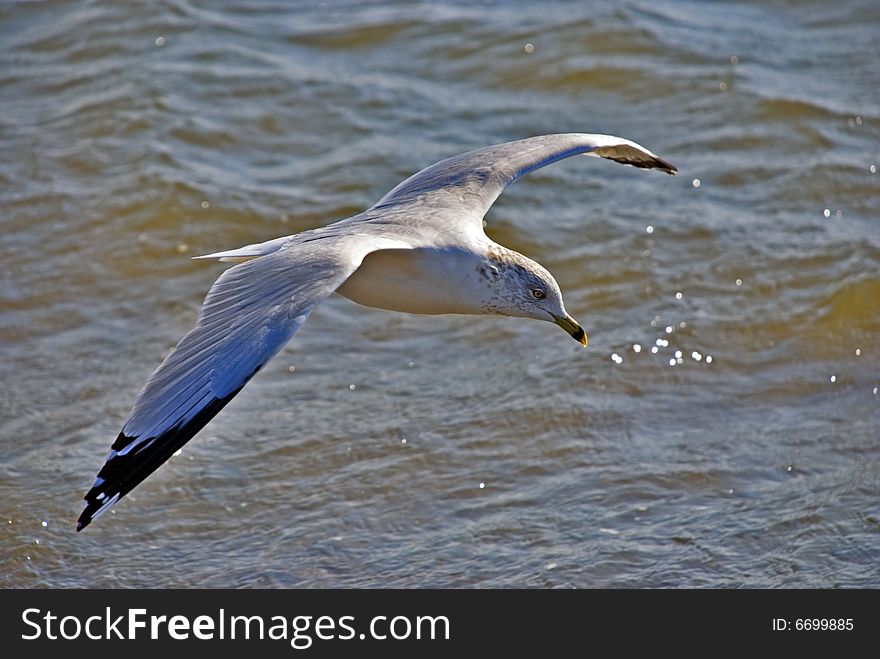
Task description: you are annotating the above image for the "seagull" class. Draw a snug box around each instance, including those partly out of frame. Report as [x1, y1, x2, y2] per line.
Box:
[77, 133, 676, 531]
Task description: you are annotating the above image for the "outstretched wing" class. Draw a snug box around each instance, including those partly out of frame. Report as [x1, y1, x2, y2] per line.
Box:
[368, 133, 676, 228]
[77, 234, 395, 531]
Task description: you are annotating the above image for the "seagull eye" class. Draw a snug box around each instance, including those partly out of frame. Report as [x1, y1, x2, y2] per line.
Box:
[530, 288, 546, 299]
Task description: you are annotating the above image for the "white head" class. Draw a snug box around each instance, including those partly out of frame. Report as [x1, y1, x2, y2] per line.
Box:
[479, 246, 587, 347]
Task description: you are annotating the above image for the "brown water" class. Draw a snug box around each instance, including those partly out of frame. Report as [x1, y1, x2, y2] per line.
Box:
[1, 0, 878, 588]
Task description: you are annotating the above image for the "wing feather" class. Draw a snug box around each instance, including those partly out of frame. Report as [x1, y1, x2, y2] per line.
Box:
[368, 133, 676, 230]
[77, 235, 393, 530]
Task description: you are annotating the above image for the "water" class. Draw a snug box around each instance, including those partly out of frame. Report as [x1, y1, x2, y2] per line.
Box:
[1, 0, 878, 588]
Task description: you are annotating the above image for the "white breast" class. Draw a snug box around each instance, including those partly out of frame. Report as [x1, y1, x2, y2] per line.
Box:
[336, 246, 488, 315]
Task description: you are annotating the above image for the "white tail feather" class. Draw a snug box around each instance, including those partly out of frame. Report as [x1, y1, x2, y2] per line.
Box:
[192, 235, 292, 261]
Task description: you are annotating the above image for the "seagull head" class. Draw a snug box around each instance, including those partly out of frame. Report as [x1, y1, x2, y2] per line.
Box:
[482, 246, 587, 348]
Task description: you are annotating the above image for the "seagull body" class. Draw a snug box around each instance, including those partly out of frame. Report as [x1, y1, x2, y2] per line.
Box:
[77, 133, 675, 531]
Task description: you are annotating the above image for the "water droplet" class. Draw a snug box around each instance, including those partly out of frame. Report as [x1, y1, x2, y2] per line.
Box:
[523, 42, 534, 54]
[646, 225, 654, 234]
[786, 465, 793, 473]
[479, 482, 485, 489]
[674, 350, 683, 359]
[679, 321, 687, 328]
[201, 200, 210, 209]
[401, 438, 407, 444]
[823, 208, 831, 218]
[176, 243, 189, 253]
[691, 351, 702, 361]
[41, 520, 48, 527]
[729, 55, 739, 65]
[632, 344, 642, 353]
[34, 539, 40, 545]
[675, 291, 683, 300]
[676, 357, 684, 364]
[155, 36, 165, 47]
[611, 352, 622, 364]
[408, 361, 415, 368]
[705, 355, 713, 364]
[855, 348, 861, 357]
[735, 278, 742, 287]
[856, 115, 862, 125]
[829, 375, 836, 383]
[348, 384, 356, 391]
[651, 346, 659, 354]
[870, 164, 877, 174]
[665, 325, 673, 334]
[718, 81, 727, 92]
[287, 365, 296, 372]
[692, 178, 701, 188]
[545, 562, 557, 570]
[873, 386, 878, 395]
[668, 358, 676, 366]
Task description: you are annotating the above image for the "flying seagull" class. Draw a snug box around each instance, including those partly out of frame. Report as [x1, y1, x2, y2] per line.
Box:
[77, 133, 676, 531]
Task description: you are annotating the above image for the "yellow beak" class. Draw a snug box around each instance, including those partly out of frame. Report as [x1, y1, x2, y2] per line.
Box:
[553, 314, 588, 348]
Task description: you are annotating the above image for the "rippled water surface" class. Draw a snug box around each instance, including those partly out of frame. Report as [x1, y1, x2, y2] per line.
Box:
[2, 0, 878, 588]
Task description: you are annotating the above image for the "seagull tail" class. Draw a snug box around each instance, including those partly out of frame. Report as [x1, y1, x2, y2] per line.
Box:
[192, 235, 292, 262]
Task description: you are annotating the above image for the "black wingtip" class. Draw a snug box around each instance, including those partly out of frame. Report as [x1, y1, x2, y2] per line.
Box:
[76, 385, 249, 530]
[658, 157, 678, 175]
[76, 486, 110, 532]
[606, 154, 677, 175]
[642, 155, 677, 175]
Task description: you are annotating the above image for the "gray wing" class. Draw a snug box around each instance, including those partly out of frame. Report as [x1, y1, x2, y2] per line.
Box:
[78, 234, 394, 530]
[369, 133, 676, 229]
